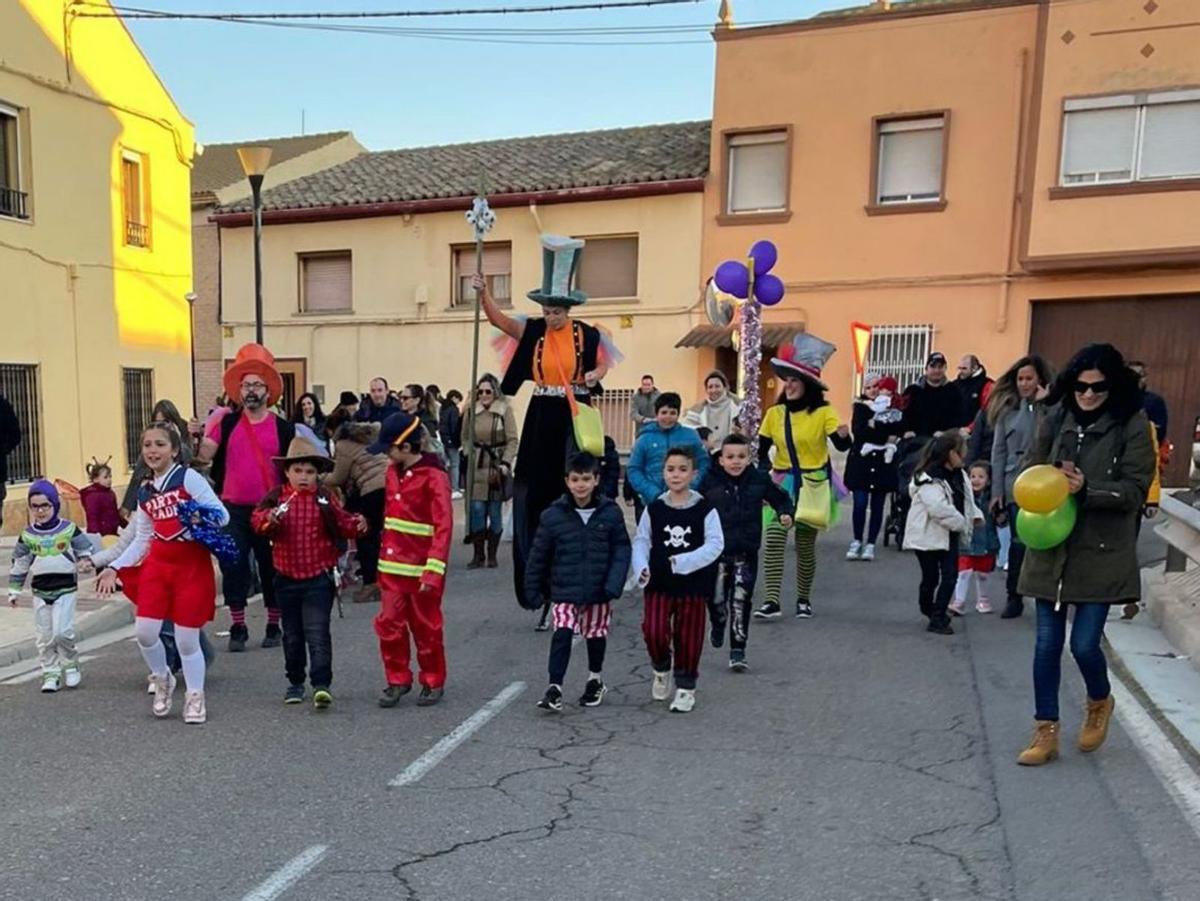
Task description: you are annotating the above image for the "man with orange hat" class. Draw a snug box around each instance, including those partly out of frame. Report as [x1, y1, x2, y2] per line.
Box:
[197, 344, 296, 652]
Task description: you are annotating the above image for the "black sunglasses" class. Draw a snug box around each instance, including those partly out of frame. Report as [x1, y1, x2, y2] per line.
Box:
[1074, 379, 1109, 396]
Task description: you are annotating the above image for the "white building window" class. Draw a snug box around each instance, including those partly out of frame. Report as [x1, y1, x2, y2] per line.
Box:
[726, 131, 788, 214]
[454, 243, 511, 308]
[575, 235, 638, 299]
[0, 102, 29, 220]
[862, 324, 934, 394]
[1061, 89, 1200, 185]
[876, 115, 946, 204]
[300, 252, 352, 313]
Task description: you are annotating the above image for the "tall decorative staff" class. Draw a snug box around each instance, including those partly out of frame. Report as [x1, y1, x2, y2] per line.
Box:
[711, 240, 786, 461]
[462, 194, 496, 519]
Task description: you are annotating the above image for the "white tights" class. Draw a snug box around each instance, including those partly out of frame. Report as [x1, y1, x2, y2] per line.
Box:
[954, 570, 990, 604]
[135, 616, 205, 692]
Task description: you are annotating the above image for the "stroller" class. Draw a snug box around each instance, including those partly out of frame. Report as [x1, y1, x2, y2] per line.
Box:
[882, 436, 929, 550]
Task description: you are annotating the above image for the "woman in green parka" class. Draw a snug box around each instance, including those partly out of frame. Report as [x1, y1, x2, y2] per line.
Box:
[1016, 344, 1156, 767]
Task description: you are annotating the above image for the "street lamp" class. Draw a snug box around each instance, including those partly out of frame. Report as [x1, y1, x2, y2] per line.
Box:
[237, 145, 272, 345]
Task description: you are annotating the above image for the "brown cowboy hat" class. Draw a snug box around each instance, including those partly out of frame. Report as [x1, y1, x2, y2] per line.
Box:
[223, 343, 284, 406]
[272, 434, 334, 473]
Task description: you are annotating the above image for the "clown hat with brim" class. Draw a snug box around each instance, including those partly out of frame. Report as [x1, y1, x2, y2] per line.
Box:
[223, 343, 284, 406]
[770, 333, 838, 390]
[272, 434, 334, 473]
[526, 234, 588, 307]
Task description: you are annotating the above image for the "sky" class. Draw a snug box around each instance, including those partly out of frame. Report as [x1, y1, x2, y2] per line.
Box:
[115, 0, 846, 151]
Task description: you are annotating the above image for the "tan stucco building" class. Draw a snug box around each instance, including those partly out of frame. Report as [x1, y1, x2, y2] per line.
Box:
[212, 122, 709, 450]
[1, 0, 195, 525]
[706, 0, 1200, 483]
[191, 131, 364, 410]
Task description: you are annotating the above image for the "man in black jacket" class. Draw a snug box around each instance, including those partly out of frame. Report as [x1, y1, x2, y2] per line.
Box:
[0, 393, 21, 525]
[955, 354, 993, 427]
[525, 452, 631, 712]
[903, 353, 967, 439]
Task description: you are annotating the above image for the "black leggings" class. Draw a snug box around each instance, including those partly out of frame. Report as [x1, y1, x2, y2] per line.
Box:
[852, 490, 887, 544]
[916, 540, 958, 626]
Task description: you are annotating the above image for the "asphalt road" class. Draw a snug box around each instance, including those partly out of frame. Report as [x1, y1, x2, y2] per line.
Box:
[2, 515, 1199, 901]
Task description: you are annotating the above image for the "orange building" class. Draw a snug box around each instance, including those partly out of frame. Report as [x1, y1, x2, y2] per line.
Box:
[701, 0, 1200, 483]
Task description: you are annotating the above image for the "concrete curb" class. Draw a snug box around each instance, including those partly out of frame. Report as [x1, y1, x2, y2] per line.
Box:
[0, 599, 135, 669]
[1144, 564, 1200, 670]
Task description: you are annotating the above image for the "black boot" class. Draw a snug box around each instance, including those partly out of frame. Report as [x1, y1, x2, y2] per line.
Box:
[228, 623, 248, 653]
[467, 534, 486, 569]
[486, 533, 500, 569]
[262, 622, 282, 648]
[1001, 595, 1024, 619]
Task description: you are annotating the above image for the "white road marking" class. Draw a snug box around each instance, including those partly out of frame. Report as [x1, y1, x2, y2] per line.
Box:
[1110, 671, 1200, 842]
[242, 845, 329, 901]
[389, 681, 527, 787]
[0, 625, 135, 684]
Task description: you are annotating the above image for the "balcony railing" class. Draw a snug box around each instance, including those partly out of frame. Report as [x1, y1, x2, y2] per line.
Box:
[125, 219, 150, 247]
[0, 186, 29, 220]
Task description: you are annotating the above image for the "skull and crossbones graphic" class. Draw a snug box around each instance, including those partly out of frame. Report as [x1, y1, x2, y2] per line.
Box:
[663, 525, 692, 549]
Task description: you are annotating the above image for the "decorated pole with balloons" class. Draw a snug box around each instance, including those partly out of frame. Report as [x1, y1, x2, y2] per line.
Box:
[711, 240, 786, 461]
[1013, 464, 1077, 551]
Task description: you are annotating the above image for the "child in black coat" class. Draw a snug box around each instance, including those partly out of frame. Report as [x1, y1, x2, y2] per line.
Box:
[700, 434, 793, 670]
[526, 452, 632, 712]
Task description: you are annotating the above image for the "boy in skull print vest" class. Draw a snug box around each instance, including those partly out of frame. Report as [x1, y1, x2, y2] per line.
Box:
[632, 447, 724, 714]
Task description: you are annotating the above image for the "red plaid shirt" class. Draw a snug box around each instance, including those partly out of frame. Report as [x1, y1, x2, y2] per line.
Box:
[251, 488, 360, 580]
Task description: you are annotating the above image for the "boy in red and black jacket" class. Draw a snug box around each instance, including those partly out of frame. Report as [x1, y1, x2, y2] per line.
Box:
[367, 412, 453, 708]
[252, 436, 366, 710]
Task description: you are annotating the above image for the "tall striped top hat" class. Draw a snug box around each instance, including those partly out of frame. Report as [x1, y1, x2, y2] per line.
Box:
[527, 234, 588, 307]
[770, 333, 837, 390]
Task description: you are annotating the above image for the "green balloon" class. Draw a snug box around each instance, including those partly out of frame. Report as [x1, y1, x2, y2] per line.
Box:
[1016, 498, 1077, 550]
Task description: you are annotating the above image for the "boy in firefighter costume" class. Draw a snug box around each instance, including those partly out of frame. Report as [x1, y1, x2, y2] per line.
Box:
[369, 412, 453, 707]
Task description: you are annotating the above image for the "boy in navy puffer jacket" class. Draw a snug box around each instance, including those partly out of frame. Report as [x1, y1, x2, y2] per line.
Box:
[700, 435, 793, 670]
[526, 452, 632, 712]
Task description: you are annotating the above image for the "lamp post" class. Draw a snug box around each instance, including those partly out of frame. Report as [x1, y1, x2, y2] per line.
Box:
[236, 145, 273, 345]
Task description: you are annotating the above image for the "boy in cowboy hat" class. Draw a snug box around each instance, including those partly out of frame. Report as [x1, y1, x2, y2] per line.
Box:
[199, 344, 296, 652]
[252, 435, 366, 709]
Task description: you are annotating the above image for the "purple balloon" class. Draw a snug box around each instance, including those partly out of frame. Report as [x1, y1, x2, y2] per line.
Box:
[749, 240, 778, 277]
[714, 260, 749, 299]
[754, 273, 785, 306]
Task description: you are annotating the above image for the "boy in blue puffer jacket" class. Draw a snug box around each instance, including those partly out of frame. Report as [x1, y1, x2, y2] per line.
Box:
[627, 393, 709, 509]
[526, 452, 632, 712]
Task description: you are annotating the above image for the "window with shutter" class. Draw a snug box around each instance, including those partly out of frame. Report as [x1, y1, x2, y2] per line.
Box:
[300, 252, 353, 313]
[0, 103, 28, 220]
[875, 116, 946, 204]
[726, 131, 788, 214]
[575, 236, 638, 299]
[122, 151, 149, 247]
[1060, 90, 1200, 186]
[453, 242, 511, 308]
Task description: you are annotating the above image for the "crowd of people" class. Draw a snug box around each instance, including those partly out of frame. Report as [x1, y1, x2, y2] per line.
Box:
[3, 233, 1170, 763]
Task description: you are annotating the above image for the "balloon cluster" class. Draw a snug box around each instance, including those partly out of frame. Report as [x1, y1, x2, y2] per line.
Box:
[714, 240, 785, 306]
[1013, 465, 1076, 550]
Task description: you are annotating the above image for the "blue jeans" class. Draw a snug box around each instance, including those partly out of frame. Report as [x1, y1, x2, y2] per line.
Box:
[276, 572, 335, 688]
[852, 490, 887, 544]
[446, 451, 461, 492]
[1033, 600, 1111, 721]
[470, 500, 503, 536]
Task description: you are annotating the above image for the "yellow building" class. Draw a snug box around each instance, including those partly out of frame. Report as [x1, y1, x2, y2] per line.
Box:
[212, 122, 708, 450]
[0, 0, 195, 526]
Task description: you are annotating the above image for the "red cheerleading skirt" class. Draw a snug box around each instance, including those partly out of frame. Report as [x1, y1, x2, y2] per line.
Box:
[127, 540, 216, 628]
[958, 553, 996, 574]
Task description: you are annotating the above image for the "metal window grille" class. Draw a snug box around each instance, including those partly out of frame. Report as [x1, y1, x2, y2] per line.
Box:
[0, 364, 42, 484]
[122, 368, 154, 470]
[862, 324, 934, 393]
[594, 388, 637, 453]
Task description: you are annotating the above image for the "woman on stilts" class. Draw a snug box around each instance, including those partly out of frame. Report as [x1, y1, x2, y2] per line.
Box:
[754, 334, 851, 620]
[476, 235, 620, 619]
[98, 422, 229, 724]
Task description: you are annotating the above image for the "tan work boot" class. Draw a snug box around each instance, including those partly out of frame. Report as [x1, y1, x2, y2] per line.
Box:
[1017, 720, 1060, 766]
[1079, 696, 1115, 753]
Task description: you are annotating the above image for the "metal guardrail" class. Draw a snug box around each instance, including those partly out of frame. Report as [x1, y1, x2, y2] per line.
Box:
[1156, 492, 1200, 573]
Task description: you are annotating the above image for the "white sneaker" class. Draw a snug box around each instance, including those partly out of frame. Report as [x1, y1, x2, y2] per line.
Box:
[40, 671, 61, 693]
[669, 689, 696, 713]
[846, 540, 862, 560]
[147, 674, 156, 695]
[861, 544, 876, 562]
[150, 672, 176, 718]
[63, 663, 82, 689]
[651, 671, 672, 701]
[451, 490, 463, 500]
[183, 690, 207, 725]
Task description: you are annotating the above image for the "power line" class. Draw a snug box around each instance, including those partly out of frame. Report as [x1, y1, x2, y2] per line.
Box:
[77, 0, 705, 21]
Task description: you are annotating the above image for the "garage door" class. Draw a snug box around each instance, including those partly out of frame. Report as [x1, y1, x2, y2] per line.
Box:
[1029, 294, 1200, 486]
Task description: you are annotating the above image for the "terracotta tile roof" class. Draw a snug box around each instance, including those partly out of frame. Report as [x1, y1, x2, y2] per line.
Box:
[814, 0, 1016, 19]
[192, 131, 353, 197]
[219, 120, 711, 214]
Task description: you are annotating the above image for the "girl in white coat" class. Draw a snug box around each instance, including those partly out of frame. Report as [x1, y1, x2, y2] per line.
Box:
[903, 433, 981, 636]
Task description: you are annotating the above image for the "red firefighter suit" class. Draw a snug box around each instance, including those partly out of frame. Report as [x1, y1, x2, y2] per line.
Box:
[375, 453, 452, 689]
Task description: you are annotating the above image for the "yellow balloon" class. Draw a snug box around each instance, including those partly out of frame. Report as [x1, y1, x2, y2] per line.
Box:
[1013, 464, 1070, 514]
